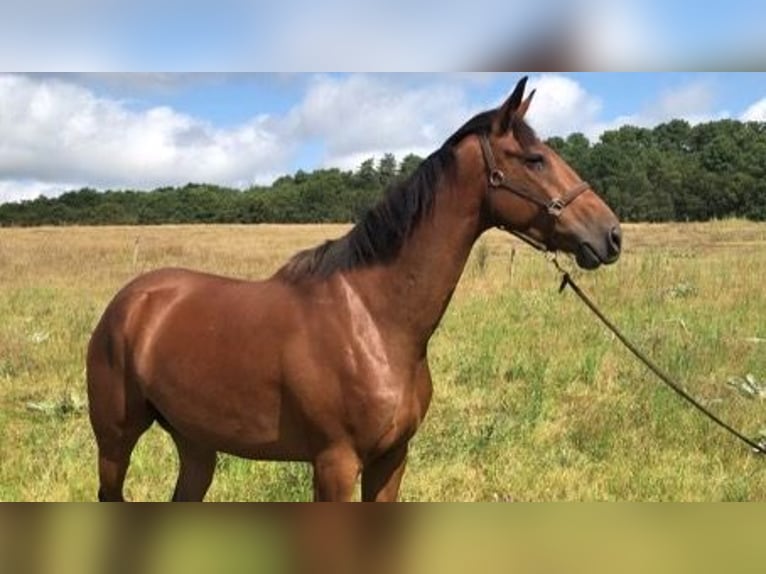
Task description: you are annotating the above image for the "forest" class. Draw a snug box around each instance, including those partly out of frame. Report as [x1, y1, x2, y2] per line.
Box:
[1, 118, 765, 226]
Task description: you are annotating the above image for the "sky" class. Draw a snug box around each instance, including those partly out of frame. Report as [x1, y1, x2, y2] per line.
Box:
[1, 72, 765, 204]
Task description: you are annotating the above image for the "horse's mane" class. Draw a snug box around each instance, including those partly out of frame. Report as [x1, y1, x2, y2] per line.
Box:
[277, 110, 536, 282]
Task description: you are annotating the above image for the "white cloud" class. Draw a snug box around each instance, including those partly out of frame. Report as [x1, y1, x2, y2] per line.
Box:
[0, 180, 77, 203]
[0, 73, 483, 202]
[0, 74, 290, 202]
[742, 98, 766, 122]
[288, 74, 477, 168]
[486, 75, 728, 144]
[525, 75, 603, 139]
[657, 81, 716, 118]
[561, 80, 731, 141]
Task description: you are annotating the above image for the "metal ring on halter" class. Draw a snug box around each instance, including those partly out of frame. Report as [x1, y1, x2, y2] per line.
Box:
[547, 198, 565, 217]
[489, 169, 505, 187]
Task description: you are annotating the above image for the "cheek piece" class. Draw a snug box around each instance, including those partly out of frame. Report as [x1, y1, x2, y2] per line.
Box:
[479, 134, 590, 252]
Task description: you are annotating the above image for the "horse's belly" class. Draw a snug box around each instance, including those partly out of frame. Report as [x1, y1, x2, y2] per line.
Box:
[146, 371, 301, 455]
[138, 331, 308, 459]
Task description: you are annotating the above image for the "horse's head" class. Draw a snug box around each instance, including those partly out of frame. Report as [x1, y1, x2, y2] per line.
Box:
[481, 77, 621, 270]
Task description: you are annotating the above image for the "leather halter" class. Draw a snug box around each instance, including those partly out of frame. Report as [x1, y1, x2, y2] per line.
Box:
[479, 134, 590, 217]
[479, 134, 591, 252]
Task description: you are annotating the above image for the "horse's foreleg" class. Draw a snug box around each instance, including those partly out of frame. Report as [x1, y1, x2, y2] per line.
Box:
[361, 443, 408, 502]
[312, 447, 361, 502]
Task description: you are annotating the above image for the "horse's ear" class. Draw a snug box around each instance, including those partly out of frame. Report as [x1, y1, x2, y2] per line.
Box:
[494, 76, 528, 134]
[516, 89, 536, 120]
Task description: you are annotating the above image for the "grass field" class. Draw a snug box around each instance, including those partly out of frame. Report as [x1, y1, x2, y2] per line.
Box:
[2, 221, 766, 501]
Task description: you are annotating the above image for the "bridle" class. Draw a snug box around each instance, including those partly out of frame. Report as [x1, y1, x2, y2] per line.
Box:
[479, 134, 591, 252]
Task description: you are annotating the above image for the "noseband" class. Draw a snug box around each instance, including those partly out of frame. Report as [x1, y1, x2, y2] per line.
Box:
[479, 134, 591, 251]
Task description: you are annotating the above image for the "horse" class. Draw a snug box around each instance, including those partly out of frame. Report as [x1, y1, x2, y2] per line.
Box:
[86, 77, 622, 502]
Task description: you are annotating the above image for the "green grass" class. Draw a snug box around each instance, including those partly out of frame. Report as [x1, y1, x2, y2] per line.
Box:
[2, 221, 766, 501]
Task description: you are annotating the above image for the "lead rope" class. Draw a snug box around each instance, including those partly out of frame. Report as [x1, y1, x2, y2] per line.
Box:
[549, 256, 766, 455]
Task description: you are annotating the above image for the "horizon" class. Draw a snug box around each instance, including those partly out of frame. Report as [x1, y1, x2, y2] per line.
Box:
[1, 73, 766, 204]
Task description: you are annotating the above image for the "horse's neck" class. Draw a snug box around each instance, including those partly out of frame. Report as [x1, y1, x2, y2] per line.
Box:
[351, 149, 487, 351]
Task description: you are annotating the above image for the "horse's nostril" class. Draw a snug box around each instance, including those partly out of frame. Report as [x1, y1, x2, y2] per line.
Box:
[609, 225, 622, 253]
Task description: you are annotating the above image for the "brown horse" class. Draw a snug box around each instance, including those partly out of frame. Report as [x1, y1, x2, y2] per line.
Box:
[87, 77, 622, 502]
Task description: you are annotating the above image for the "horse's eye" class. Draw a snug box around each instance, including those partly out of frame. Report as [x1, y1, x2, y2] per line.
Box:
[525, 154, 545, 172]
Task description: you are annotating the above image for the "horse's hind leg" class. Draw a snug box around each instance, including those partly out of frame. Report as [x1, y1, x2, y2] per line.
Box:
[90, 387, 154, 502]
[169, 431, 217, 502]
[96, 422, 152, 502]
[88, 334, 154, 502]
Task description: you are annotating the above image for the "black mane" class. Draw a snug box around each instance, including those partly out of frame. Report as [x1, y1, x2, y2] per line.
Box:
[278, 110, 536, 282]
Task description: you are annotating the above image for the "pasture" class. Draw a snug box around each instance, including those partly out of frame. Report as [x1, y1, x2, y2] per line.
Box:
[1, 221, 766, 501]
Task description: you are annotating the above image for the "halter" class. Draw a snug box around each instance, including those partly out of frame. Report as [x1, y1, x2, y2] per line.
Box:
[479, 134, 591, 252]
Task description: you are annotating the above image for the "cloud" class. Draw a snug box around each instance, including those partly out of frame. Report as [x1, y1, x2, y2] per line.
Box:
[0, 180, 78, 203]
[657, 81, 714, 116]
[287, 74, 477, 169]
[0, 73, 484, 201]
[486, 75, 728, 145]
[0, 74, 291, 202]
[525, 75, 603, 139]
[561, 79, 731, 141]
[742, 98, 766, 122]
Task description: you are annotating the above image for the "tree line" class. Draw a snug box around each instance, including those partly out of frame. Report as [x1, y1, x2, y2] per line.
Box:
[1, 119, 765, 226]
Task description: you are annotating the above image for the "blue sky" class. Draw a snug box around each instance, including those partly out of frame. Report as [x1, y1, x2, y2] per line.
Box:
[1, 73, 765, 203]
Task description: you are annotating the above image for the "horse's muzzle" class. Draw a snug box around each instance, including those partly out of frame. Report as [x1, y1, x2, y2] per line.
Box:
[576, 224, 622, 270]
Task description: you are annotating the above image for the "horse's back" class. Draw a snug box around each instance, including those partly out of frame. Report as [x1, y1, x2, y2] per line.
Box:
[88, 267, 244, 370]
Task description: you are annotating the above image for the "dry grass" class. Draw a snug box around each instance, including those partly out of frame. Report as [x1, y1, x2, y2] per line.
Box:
[2, 221, 766, 501]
